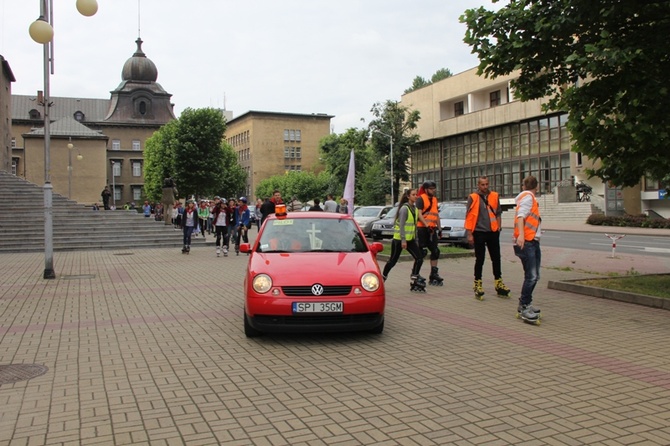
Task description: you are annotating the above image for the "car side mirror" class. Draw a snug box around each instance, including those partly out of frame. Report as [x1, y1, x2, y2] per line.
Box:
[240, 243, 251, 253]
[369, 242, 384, 254]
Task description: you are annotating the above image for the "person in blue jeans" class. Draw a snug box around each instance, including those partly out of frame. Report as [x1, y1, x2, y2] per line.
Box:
[513, 175, 542, 320]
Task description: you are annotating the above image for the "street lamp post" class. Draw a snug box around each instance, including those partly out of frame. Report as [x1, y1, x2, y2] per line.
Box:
[374, 129, 394, 206]
[29, 0, 98, 278]
[111, 161, 116, 210]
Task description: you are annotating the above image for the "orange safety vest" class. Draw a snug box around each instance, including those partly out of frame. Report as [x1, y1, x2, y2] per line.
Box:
[416, 193, 439, 228]
[465, 192, 500, 232]
[513, 191, 541, 241]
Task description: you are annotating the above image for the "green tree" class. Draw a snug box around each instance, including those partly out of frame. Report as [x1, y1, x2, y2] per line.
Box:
[461, 1, 670, 187]
[143, 120, 178, 202]
[357, 160, 388, 205]
[404, 76, 431, 94]
[143, 108, 246, 201]
[368, 100, 421, 204]
[319, 128, 370, 198]
[255, 171, 329, 204]
[430, 67, 453, 83]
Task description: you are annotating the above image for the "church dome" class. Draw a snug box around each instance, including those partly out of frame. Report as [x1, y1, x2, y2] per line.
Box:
[121, 38, 158, 82]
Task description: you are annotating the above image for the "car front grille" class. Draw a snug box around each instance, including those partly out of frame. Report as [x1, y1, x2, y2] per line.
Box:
[282, 286, 352, 296]
[254, 313, 380, 326]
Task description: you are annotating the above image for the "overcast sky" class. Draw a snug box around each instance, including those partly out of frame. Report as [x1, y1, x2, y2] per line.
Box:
[1, 0, 499, 133]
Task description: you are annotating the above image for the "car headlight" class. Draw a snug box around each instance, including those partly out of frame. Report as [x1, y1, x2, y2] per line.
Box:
[252, 274, 273, 293]
[372, 223, 380, 230]
[360, 273, 380, 292]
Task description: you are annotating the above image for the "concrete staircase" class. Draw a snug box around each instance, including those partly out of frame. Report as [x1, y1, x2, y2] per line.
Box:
[502, 194, 603, 224]
[0, 171, 205, 253]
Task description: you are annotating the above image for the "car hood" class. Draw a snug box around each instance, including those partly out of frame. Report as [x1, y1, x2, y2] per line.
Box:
[354, 216, 380, 224]
[248, 252, 381, 285]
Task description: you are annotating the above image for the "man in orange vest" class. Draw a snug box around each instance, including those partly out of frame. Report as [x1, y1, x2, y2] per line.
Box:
[465, 176, 510, 300]
[416, 180, 444, 285]
[513, 175, 542, 323]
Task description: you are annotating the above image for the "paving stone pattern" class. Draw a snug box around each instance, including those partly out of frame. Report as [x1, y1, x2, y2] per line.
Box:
[0, 229, 670, 445]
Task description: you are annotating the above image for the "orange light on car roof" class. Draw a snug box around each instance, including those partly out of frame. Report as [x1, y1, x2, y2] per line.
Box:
[275, 204, 287, 219]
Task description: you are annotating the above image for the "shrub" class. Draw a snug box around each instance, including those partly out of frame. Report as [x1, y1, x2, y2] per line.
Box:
[587, 213, 670, 228]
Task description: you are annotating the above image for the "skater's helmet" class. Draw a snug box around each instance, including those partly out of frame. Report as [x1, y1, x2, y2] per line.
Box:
[422, 180, 437, 190]
[239, 196, 247, 203]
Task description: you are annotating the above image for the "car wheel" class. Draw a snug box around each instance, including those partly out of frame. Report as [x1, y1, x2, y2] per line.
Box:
[369, 319, 384, 334]
[244, 313, 262, 338]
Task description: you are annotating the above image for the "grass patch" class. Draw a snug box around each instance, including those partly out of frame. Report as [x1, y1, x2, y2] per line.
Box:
[578, 274, 670, 299]
[379, 242, 470, 255]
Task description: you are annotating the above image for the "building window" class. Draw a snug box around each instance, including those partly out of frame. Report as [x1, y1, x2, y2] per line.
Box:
[112, 140, 121, 150]
[11, 159, 17, 175]
[296, 130, 301, 142]
[132, 162, 142, 177]
[284, 129, 290, 141]
[296, 147, 301, 159]
[133, 187, 142, 201]
[11, 138, 16, 148]
[576, 152, 583, 167]
[490, 90, 501, 107]
[74, 111, 85, 121]
[112, 162, 121, 177]
[113, 186, 121, 203]
[454, 101, 464, 116]
[29, 109, 41, 119]
[132, 140, 141, 151]
[139, 101, 147, 115]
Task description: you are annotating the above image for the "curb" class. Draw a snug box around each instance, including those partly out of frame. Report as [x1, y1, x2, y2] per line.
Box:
[548, 275, 670, 310]
[377, 252, 474, 262]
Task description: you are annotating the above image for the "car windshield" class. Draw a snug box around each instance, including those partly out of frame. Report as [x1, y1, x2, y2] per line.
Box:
[354, 207, 382, 217]
[257, 218, 367, 253]
[439, 206, 466, 219]
[383, 207, 398, 220]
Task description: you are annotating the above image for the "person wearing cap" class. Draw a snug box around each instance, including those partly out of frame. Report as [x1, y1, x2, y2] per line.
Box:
[416, 180, 444, 286]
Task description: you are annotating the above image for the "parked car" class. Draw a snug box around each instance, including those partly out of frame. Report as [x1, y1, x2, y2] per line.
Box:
[438, 202, 469, 247]
[248, 204, 257, 224]
[370, 206, 398, 240]
[353, 205, 393, 236]
[240, 212, 386, 337]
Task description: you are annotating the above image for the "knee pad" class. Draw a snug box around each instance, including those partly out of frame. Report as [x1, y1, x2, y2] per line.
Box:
[422, 248, 429, 259]
[430, 245, 440, 261]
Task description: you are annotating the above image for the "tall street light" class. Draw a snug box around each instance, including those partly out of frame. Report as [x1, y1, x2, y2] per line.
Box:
[111, 160, 116, 209]
[29, 0, 98, 279]
[373, 129, 394, 206]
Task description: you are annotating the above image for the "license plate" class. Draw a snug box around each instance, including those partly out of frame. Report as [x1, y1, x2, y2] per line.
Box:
[382, 230, 393, 235]
[293, 302, 343, 313]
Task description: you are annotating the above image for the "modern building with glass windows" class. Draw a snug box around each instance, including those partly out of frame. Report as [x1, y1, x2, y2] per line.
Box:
[401, 67, 670, 217]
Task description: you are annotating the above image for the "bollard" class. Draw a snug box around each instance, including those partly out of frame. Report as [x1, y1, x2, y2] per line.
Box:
[605, 233, 625, 258]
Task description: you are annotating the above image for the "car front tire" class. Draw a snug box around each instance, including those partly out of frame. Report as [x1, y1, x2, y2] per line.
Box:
[244, 312, 263, 338]
[369, 319, 384, 334]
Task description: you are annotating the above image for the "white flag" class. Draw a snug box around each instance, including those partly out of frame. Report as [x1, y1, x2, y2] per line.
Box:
[343, 149, 355, 215]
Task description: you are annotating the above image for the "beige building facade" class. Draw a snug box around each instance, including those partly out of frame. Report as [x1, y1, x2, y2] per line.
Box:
[226, 111, 332, 199]
[1, 55, 15, 173]
[9, 38, 175, 207]
[401, 67, 667, 217]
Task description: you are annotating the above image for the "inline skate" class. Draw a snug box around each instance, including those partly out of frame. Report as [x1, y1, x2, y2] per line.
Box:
[410, 275, 427, 293]
[516, 303, 541, 325]
[494, 278, 511, 298]
[429, 266, 444, 286]
[473, 279, 485, 300]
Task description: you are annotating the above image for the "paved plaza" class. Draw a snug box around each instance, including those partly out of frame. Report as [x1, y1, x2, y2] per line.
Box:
[1, 228, 670, 445]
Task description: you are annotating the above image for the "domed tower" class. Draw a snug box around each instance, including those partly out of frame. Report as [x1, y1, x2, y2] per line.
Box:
[105, 38, 176, 123]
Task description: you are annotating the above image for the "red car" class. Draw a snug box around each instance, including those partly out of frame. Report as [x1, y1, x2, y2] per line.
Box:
[240, 209, 385, 337]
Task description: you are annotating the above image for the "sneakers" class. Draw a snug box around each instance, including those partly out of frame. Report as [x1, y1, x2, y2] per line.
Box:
[223, 247, 228, 257]
[494, 278, 511, 297]
[216, 247, 221, 257]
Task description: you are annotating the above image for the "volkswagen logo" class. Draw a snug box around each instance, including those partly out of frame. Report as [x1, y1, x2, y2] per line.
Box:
[311, 284, 324, 295]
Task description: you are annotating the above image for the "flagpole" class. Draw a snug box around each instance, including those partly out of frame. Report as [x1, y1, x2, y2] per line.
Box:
[343, 149, 355, 215]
